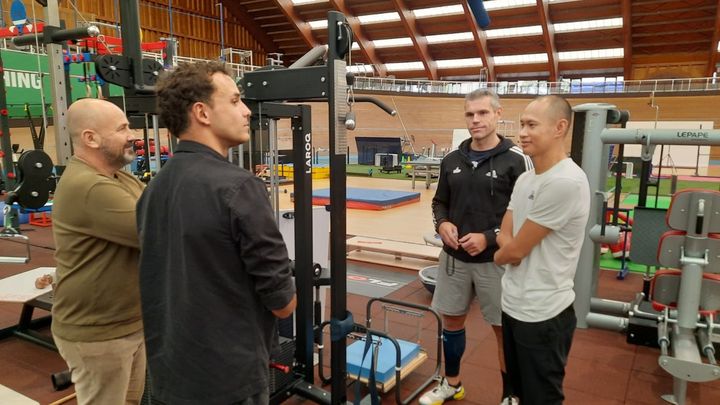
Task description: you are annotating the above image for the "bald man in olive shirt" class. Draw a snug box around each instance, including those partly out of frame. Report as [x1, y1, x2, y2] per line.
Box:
[52, 98, 146, 405]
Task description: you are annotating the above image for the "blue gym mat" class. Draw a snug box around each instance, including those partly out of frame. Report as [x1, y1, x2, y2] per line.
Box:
[312, 188, 420, 206]
[347, 336, 421, 382]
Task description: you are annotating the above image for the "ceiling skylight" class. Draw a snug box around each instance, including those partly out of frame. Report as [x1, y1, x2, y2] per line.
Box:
[426, 32, 474, 44]
[358, 12, 400, 24]
[554, 18, 623, 33]
[373, 37, 413, 48]
[484, 0, 536, 10]
[558, 48, 624, 61]
[413, 5, 464, 18]
[385, 62, 425, 71]
[292, 0, 327, 4]
[308, 20, 327, 30]
[347, 64, 374, 74]
[485, 25, 543, 39]
[313, 12, 400, 28]
[436, 58, 483, 69]
[494, 53, 548, 65]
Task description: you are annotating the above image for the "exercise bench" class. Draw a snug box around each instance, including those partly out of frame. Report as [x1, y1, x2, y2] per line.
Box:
[0, 267, 57, 351]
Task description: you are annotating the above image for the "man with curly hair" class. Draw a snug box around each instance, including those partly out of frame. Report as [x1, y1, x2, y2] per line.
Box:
[137, 61, 296, 405]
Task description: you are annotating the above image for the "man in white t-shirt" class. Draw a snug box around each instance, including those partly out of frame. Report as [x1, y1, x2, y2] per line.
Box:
[494, 95, 590, 405]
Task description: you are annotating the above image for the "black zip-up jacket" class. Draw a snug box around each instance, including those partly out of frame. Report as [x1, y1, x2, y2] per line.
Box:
[137, 141, 296, 404]
[432, 136, 532, 263]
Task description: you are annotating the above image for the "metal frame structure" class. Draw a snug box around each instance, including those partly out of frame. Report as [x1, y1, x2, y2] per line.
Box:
[240, 12, 400, 403]
[240, 12, 354, 403]
[569, 103, 720, 404]
[570, 103, 720, 329]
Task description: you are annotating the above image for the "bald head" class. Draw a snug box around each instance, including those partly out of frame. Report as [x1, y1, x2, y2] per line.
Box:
[66, 98, 136, 173]
[530, 95, 573, 135]
[67, 99, 124, 146]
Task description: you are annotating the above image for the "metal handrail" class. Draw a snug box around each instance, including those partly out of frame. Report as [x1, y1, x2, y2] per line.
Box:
[353, 76, 720, 96]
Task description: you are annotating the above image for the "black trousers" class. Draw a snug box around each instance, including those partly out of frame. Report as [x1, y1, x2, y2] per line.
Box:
[502, 304, 576, 405]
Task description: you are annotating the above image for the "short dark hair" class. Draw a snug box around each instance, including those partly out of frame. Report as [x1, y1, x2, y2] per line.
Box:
[156, 61, 231, 137]
[465, 89, 501, 111]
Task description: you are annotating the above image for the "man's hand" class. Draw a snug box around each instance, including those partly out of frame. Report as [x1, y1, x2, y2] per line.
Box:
[459, 233, 487, 256]
[438, 222, 459, 250]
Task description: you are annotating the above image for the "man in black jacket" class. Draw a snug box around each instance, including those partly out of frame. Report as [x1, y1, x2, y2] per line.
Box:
[136, 61, 296, 405]
[420, 89, 531, 405]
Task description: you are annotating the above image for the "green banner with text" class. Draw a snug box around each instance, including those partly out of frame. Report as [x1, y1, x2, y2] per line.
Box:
[1, 49, 124, 119]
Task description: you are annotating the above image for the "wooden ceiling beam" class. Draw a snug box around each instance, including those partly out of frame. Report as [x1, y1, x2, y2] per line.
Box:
[635, 39, 709, 47]
[461, 1, 494, 81]
[633, 28, 714, 38]
[633, 5, 716, 17]
[390, 0, 437, 80]
[633, 16, 715, 27]
[630, 0, 680, 6]
[706, 3, 720, 76]
[621, 0, 632, 79]
[272, 0, 319, 49]
[222, 2, 281, 53]
[537, 0, 558, 81]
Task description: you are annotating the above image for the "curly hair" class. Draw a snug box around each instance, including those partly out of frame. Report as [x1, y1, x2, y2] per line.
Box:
[155, 61, 231, 137]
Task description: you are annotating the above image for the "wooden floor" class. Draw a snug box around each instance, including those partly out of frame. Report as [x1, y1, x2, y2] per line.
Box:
[1, 176, 720, 404]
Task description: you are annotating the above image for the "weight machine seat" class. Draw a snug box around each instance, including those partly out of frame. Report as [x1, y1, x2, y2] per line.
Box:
[665, 189, 720, 233]
[650, 269, 720, 315]
[657, 229, 720, 271]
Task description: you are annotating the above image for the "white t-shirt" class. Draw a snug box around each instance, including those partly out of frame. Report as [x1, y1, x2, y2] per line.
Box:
[501, 158, 590, 322]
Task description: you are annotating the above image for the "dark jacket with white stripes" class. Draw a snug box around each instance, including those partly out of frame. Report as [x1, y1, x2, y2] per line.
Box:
[432, 135, 532, 263]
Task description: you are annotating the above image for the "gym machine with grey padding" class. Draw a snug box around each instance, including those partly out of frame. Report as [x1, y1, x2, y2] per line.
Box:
[570, 103, 720, 404]
[650, 189, 720, 404]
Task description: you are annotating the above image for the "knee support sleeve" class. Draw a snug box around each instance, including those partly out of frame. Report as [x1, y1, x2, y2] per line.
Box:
[443, 328, 466, 377]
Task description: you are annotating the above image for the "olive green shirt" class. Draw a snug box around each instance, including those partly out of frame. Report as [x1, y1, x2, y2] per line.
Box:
[51, 156, 145, 341]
